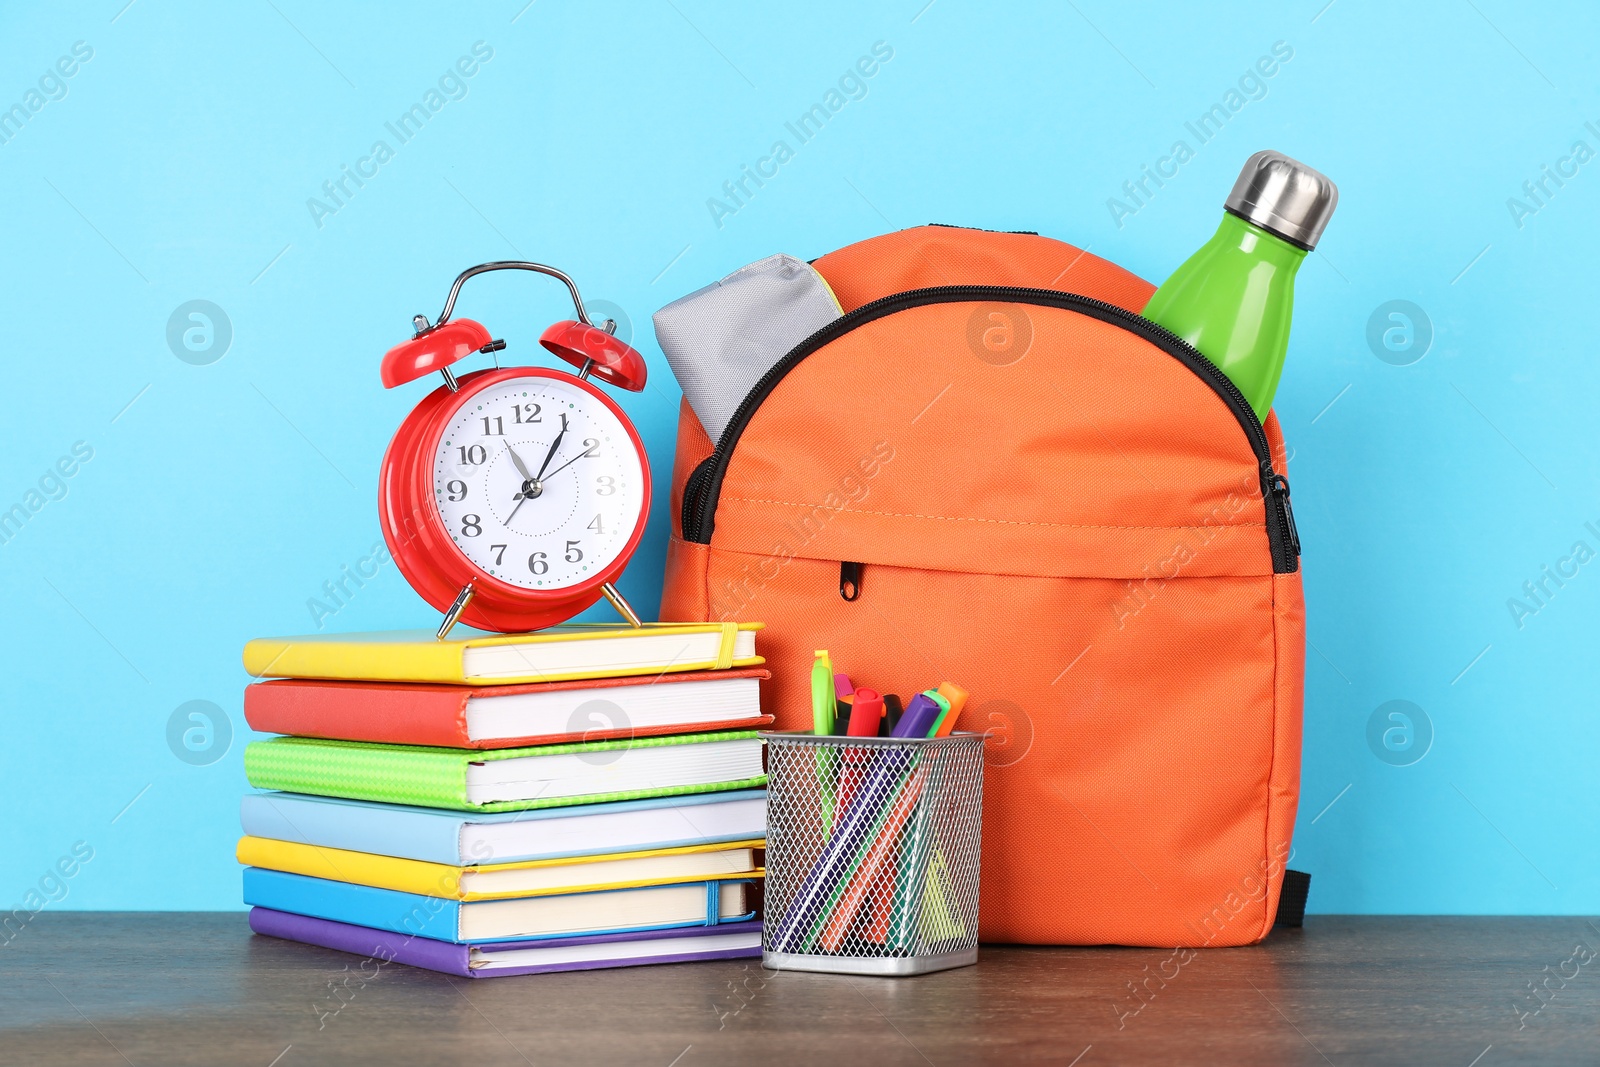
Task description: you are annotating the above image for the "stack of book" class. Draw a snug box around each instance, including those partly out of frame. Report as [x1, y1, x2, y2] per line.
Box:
[236, 622, 771, 978]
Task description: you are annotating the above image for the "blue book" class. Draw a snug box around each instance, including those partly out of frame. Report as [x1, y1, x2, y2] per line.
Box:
[239, 790, 767, 866]
[241, 868, 759, 945]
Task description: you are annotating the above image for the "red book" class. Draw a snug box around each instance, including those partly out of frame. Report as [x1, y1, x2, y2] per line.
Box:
[244, 668, 771, 749]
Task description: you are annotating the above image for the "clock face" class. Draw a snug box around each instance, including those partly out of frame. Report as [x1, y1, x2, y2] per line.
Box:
[429, 374, 645, 591]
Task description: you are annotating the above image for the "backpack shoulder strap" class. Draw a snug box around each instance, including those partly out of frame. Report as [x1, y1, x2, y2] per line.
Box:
[1274, 869, 1311, 927]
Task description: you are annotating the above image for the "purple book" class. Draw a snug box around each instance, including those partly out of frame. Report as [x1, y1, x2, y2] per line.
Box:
[248, 908, 762, 978]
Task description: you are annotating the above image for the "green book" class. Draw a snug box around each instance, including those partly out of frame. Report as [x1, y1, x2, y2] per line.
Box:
[244, 730, 767, 813]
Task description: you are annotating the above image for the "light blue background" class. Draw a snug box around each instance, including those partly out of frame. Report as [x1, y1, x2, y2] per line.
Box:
[1, 0, 1594, 914]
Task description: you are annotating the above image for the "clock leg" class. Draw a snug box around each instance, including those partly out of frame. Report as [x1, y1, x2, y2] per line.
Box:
[600, 582, 644, 628]
[435, 582, 476, 640]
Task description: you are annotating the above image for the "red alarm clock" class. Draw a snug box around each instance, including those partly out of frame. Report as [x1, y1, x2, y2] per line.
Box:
[377, 261, 650, 636]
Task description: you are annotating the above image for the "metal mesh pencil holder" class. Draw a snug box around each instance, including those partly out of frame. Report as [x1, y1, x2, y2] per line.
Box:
[760, 731, 985, 976]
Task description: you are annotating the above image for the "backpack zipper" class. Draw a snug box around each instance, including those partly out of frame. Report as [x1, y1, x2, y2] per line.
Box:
[683, 285, 1301, 574]
[927, 222, 1041, 235]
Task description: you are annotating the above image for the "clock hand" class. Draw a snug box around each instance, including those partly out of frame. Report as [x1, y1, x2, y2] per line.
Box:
[503, 442, 545, 525]
[504, 443, 536, 484]
[533, 413, 569, 482]
[502, 444, 537, 526]
[504, 416, 569, 525]
[539, 446, 591, 482]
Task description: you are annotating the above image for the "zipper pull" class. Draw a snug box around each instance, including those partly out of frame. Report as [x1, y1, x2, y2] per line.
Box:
[839, 561, 863, 601]
[1268, 474, 1301, 557]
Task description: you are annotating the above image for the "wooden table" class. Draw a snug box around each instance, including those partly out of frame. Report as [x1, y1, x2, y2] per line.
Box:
[0, 915, 1593, 1065]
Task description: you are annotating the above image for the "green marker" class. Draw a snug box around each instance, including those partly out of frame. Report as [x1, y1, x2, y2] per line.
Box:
[811, 650, 837, 830]
[811, 650, 836, 736]
[1142, 151, 1338, 420]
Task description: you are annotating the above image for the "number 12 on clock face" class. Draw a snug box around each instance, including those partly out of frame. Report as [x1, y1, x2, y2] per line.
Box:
[430, 374, 645, 591]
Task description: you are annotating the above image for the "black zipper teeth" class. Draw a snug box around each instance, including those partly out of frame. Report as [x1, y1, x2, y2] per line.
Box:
[687, 285, 1298, 573]
[680, 455, 716, 538]
[927, 223, 1041, 235]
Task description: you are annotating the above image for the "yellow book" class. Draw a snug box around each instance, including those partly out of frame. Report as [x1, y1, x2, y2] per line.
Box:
[236, 836, 766, 901]
[241, 622, 763, 685]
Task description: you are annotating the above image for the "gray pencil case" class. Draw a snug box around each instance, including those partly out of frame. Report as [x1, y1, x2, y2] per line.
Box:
[653, 253, 842, 444]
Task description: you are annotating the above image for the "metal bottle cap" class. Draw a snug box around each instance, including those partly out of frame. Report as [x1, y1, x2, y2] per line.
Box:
[1224, 151, 1338, 250]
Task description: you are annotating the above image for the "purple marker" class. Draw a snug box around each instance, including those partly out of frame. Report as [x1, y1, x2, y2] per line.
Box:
[893, 693, 941, 739]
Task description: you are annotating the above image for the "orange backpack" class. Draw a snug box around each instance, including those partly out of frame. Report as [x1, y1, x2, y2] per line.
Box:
[660, 226, 1306, 947]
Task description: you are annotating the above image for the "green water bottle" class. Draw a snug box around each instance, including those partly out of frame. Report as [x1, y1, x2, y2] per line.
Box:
[1142, 151, 1338, 419]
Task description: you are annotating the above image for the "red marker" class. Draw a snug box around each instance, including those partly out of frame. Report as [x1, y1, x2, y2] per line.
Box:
[846, 688, 884, 737]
